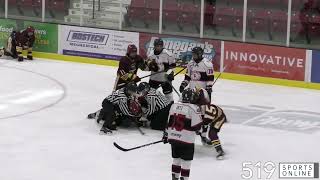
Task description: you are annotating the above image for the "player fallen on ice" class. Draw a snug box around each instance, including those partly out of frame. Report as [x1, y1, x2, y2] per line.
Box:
[113, 44, 147, 90]
[146, 38, 176, 103]
[136, 82, 172, 130]
[87, 82, 143, 134]
[163, 88, 203, 180]
[0, 26, 35, 62]
[179, 47, 214, 100]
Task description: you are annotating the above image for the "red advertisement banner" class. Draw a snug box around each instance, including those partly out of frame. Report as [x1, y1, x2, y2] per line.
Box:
[139, 33, 221, 71]
[224, 42, 306, 81]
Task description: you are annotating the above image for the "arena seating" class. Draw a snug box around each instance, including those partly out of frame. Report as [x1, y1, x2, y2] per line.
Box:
[8, 0, 66, 17]
[126, 0, 319, 43]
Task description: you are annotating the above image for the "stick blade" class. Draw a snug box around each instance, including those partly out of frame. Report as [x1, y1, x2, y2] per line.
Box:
[113, 142, 129, 152]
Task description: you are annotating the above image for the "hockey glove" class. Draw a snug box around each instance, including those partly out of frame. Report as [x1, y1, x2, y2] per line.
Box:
[179, 80, 189, 93]
[206, 85, 212, 97]
[162, 131, 168, 144]
[133, 75, 141, 83]
[147, 59, 159, 72]
[166, 69, 174, 81]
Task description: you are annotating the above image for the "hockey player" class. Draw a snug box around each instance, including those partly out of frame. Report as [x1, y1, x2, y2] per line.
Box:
[179, 47, 214, 100]
[163, 88, 203, 180]
[0, 26, 35, 61]
[88, 82, 142, 134]
[137, 82, 172, 130]
[146, 38, 176, 103]
[187, 86, 225, 159]
[113, 44, 147, 90]
[201, 103, 226, 160]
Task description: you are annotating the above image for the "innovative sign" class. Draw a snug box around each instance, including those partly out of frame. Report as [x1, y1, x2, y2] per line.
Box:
[224, 42, 306, 81]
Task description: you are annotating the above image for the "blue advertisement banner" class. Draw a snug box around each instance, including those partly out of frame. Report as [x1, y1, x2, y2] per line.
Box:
[311, 50, 320, 83]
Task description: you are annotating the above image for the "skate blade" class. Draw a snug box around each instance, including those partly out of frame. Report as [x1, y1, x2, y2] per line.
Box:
[216, 155, 225, 160]
[99, 131, 113, 135]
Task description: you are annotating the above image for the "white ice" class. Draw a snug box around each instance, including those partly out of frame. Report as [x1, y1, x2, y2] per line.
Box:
[0, 58, 319, 180]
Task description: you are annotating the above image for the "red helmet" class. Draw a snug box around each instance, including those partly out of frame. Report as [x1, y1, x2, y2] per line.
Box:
[127, 44, 137, 54]
[26, 26, 35, 36]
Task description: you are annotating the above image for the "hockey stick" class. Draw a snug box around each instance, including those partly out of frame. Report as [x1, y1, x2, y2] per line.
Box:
[169, 83, 181, 98]
[113, 140, 163, 152]
[116, 70, 168, 88]
[212, 65, 228, 87]
[133, 118, 145, 135]
[174, 66, 187, 77]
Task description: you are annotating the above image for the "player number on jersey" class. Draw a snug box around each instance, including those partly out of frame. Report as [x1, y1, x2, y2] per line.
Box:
[170, 114, 186, 131]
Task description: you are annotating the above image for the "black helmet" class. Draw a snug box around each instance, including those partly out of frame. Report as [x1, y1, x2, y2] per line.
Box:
[153, 38, 164, 47]
[181, 88, 199, 104]
[192, 47, 204, 63]
[137, 82, 150, 95]
[125, 82, 138, 96]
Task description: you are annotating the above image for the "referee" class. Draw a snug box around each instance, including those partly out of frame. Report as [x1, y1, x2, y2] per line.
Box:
[137, 82, 172, 130]
[88, 82, 141, 134]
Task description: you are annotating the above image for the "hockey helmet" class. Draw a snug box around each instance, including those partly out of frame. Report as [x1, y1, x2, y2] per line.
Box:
[192, 47, 204, 63]
[26, 26, 35, 36]
[153, 38, 164, 55]
[128, 99, 142, 116]
[181, 88, 200, 104]
[153, 38, 164, 47]
[125, 82, 138, 96]
[127, 44, 137, 55]
[137, 82, 150, 95]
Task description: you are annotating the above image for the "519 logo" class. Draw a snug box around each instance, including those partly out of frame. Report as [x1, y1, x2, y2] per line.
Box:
[241, 161, 276, 179]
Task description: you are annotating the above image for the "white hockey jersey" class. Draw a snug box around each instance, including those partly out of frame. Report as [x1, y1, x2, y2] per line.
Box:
[185, 58, 214, 89]
[167, 102, 203, 144]
[148, 49, 176, 82]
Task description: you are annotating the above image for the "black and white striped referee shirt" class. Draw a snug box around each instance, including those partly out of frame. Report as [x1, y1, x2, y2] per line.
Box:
[105, 88, 133, 117]
[144, 88, 170, 116]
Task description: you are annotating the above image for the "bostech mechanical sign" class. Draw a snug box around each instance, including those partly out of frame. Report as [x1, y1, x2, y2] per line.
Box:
[224, 42, 306, 81]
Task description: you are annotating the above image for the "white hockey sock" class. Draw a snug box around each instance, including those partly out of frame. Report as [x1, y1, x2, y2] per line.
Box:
[180, 160, 191, 180]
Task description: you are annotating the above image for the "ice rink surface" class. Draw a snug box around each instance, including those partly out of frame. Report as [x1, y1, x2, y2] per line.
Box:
[0, 58, 319, 180]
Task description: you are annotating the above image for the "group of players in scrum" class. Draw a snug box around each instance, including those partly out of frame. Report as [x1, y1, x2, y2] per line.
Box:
[88, 39, 227, 180]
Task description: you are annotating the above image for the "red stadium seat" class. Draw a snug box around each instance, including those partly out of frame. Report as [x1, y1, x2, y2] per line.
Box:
[213, 7, 236, 35]
[308, 13, 320, 37]
[292, 0, 305, 11]
[233, 7, 243, 36]
[270, 10, 288, 33]
[47, 0, 65, 10]
[146, 0, 160, 21]
[127, 0, 147, 26]
[177, 2, 200, 31]
[246, 9, 274, 39]
[248, 9, 271, 32]
[249, 0, 266, 6]
[163, 1, 180, 24]
[226, 0, 243, 6]
[213, 7, 234, 27]
[290, 11, 309, 33]
[204, 4, 215, 26]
